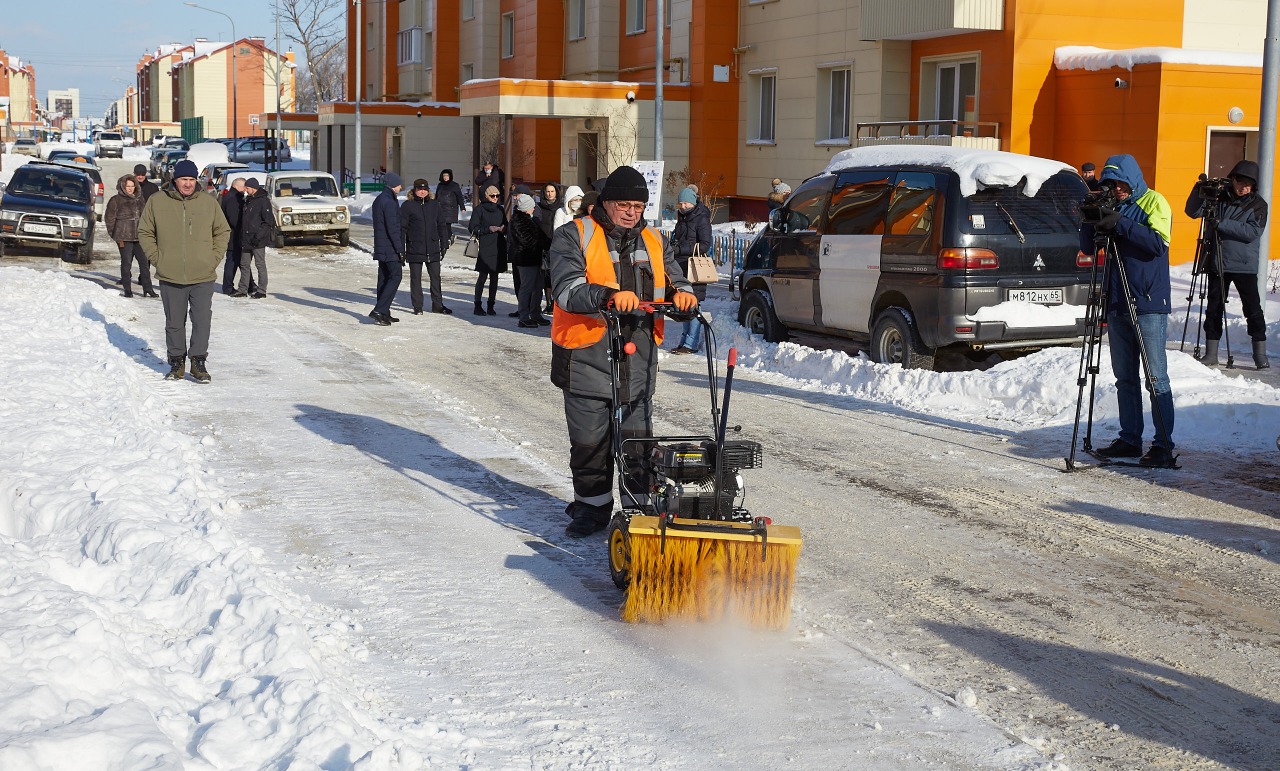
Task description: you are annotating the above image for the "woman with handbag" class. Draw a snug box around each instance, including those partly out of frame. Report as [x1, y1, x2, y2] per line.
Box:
[670, 187, 714, 354]
[468, 184, 508, 315]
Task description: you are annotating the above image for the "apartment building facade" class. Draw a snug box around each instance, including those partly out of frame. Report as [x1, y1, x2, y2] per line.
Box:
[0, 50, 39, 140]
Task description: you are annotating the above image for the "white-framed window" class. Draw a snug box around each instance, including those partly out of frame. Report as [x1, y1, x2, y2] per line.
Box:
[397, 27, 422, 65]
[627, 0, 646, 34]
[463, 0, 475, 21]
[423, 31, 433, 69]
[817, 67, 851, 142]
[569, 0, 586, 40]
[933, 59, 978, 124]
[664, 0, 671, 27]
[501, 12, 514, 58]
[748, 71, 776, 143]
[461, 63, 474, 83]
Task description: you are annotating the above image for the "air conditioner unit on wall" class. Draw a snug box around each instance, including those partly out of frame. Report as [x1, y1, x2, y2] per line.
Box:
[390, 126, 403, 137]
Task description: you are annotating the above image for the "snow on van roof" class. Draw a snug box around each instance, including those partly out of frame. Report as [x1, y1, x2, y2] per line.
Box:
[822, 146, 1073, 197]
[1055, 46, 1262, 72]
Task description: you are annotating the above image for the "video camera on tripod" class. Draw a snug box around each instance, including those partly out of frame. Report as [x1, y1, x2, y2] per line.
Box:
[1079, 179, 1121, 224]
[1194, 174, 1233, 204]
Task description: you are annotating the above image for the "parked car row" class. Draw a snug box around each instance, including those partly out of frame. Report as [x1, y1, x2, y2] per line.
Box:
[0, 160, 99, 263]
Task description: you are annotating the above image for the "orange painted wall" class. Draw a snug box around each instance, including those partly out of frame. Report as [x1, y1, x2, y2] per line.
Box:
[689, 0, 739, 195]
[501, 0, 564, 184]
[435, 0, 460, 101]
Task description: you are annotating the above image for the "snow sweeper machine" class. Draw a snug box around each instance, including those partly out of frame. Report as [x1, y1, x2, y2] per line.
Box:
[600, 304, 802, 630]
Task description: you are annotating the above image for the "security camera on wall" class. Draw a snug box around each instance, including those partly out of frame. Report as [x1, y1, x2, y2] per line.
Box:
[626, 90, 636, 104]
[1114, 77, 1129, 89]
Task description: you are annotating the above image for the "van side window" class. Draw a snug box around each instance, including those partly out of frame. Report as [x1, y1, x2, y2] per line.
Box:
[827, 172, 892, 235]
[783, 183, 831, 232]
[886, 173, 938, 236]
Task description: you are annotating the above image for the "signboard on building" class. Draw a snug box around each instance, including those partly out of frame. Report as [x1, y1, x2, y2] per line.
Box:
[633, 160, 665, 223]
[248, 114, 260, 126]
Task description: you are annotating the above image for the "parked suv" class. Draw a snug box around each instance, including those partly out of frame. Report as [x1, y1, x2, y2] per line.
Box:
[737, 147, 1093, 369]
[12, 137, 40, 157]
[229, 137, 291, 164]
[93, 131, 125, 158]
[267, 171, 349, 247]
[0, 161, 97, 263]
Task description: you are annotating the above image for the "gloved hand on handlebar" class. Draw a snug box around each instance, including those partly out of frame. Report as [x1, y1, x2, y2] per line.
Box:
[611, 290, 641, 312]
[671, 291, 698, 312]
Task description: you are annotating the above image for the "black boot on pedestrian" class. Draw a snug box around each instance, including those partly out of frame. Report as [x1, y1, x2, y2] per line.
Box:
[189, 356, 211, 384]
[1197, 339, 1220, 367]
[473, 302, 487, 316]
[1253, 340, 1271, 370]
[1095, 438, 1141, 458]
[488, 302, 498, 315]
[164, 356, 186, 381]
[1138, 445, 1175, 468]
[143, 289, 158, 298]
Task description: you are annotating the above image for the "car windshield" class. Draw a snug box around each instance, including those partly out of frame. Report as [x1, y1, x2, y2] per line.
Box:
[10, 170, 89, 201]
[276, 176, 337, 197]
[16, 139, 36, 146]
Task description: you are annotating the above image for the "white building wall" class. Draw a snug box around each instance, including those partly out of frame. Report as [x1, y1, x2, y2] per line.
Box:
[1182, 0, 1267, 51]
[459, 0, 500, 80]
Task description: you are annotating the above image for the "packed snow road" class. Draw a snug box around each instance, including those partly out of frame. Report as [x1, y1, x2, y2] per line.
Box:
[4, 186, 1278, 768]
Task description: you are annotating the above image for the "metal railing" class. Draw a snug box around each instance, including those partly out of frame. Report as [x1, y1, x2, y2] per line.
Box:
[856, 119, 1001, 141]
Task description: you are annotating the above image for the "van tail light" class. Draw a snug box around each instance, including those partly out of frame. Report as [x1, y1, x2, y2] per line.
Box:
[937, 248, 999, 270]
[97, 183, 104, 198]
[1077, 248, 1104, 267]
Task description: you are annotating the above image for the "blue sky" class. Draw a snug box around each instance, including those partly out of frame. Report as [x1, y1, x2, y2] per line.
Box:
[3, 0, 304, 118]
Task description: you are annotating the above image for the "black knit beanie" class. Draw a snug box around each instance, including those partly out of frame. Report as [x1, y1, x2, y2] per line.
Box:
[598, 165, 649, 203]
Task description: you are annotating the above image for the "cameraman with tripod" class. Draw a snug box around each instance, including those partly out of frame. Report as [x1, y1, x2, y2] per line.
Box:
[1080, 155, 1177, 467]
[1184, 160, 1270, 370]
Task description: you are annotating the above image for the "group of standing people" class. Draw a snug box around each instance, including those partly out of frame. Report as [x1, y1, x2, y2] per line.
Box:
[218, 175, 276, 299]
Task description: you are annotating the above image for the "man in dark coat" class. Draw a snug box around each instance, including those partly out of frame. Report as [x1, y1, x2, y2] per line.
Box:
[475, 161, 506, 203]
[220, 177, 247, 294]
[235, 178, 275, 298]
[548, 166, 698, 537]
[1184, 159, 1270, 369]
[370, 172, 405, 325]
[401, 178, 452, 315]
[1081, 162, 1103, 192]
[510, 193, 550, 327]
[133, 164, 160, 202]
[435, 169, 467, 250]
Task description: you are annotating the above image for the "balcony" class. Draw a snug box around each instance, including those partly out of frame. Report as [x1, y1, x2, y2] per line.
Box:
[860, 0, 1003, 41]
[855, 120, 1001, 151]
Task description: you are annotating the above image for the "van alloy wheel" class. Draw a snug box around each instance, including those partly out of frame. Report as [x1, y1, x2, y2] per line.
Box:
[871, 307, 935, 371]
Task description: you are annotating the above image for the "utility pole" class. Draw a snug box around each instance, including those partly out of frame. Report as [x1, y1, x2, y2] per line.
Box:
[354, 0, 362, 200]
[1258, 0, 1280, 301]
[655, 0, 664, 163]
[275, 0, 283, 171]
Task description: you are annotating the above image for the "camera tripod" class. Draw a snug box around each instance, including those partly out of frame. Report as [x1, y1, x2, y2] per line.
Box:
[1179, 197, 1236, 367]
[1065, 231, 1178, 471]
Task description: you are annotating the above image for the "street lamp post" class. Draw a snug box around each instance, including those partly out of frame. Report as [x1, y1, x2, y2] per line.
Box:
[184, 2, 237, 150]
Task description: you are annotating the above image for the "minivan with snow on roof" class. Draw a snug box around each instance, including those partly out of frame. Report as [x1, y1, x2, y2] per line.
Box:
[737, 146, 1093, 369]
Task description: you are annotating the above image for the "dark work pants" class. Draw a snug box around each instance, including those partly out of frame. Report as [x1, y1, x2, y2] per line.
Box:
[159, 280, 215, 359]
[562, 392, 652, 523]
[516, 266, 544, 322]
[119, 242, 153, 294]
[474, 271, 499, 308]
[408, 259, 445, 311]
[1204, 271, 1267, 341]
[374, 260, 402, 315]
[238, 247, 267, 294]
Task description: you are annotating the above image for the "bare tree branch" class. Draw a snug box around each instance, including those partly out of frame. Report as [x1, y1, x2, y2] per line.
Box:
[274, 0, 346, 110]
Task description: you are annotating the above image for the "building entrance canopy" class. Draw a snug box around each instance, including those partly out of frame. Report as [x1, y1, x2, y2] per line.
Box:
[459, 78, 662, 119]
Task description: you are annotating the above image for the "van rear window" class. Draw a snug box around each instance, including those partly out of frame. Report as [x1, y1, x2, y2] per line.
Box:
[963, 173, 1085, 235]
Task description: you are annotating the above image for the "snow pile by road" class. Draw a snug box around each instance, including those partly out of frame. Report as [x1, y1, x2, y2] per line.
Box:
[0, 268, 434, 768]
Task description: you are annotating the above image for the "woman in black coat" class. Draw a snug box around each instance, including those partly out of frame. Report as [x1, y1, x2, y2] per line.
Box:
[468, 184, 507, 315]
[435, 169, 467, 247]
[401, 179, 452, 314]
[510, 194, 551, 327]
[670, 189, 714, 353]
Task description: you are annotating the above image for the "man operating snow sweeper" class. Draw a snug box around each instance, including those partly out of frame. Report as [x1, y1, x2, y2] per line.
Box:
[548, 166, 698, 538]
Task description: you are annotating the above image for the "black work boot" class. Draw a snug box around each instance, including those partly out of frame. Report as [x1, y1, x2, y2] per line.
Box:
[1197, 339, 1220, 367]
[1254, 340, 1271, 370]
[164, 356, 186, 381]
[189, 356, 211, 384]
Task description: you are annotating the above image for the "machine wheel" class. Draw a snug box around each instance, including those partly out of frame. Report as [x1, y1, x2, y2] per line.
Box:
[338, 229, 350, 247]
[273, 231, 285, 249]
[738, 288, 788, 343]
[606, 514, 632, 590]
[870, 307, 935, 370]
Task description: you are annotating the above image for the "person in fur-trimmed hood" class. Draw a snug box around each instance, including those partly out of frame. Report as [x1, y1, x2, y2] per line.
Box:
[105, 174, 155, 298]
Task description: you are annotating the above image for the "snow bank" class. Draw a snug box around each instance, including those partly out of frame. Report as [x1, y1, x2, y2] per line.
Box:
[1055, 46, 1263, 72]
[822, 146, 1074, 197]
[0, 268, 425, 768]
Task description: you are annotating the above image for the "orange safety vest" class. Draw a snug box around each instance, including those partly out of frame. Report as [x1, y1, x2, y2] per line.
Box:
[552, 217, 667, 349]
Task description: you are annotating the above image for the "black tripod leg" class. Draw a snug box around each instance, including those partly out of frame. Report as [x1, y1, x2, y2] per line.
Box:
[1066, 244, 1109, 471]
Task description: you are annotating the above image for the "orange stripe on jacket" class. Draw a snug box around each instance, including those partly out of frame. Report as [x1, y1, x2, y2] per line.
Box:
[552, 219, 667, 349]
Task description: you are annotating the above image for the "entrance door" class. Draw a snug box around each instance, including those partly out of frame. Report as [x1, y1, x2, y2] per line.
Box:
[390, 132, 404, 179]
[577, 133, 598, 189]
[1208, 131, 1247, 178]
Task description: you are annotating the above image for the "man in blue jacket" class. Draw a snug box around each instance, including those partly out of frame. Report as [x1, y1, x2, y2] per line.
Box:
[1080, 154, 1176, 467]
[1185, 160, 1270, 369]
[370, 172, 405, 326]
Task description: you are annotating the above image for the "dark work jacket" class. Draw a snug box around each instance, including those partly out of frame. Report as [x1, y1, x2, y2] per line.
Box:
[475, 167, 506, 202]
[372, 187, 404, 261]
[401, 196, 448, 262]
[239, 189, 276, 250]
[1184, 186, 1268, 274]
[1079, 154, 1172, 315]
[220, 189, 244, 254]
[435, 171, 466, 223]
[510, 209, 549, 267]
[468, 200, 508, 273]
[672, 200, 714, 299]
[139, 178, 160, 202]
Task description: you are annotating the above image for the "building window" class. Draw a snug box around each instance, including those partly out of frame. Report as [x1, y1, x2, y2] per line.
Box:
[627, 0, 646, 34]
[397, 27, 422, 65]
[569, 0, 586, 40]
[501, 12, 514, 58]
[423, 31, 433, 69]
[748, 72, 776, 143]
[664, 0, 671, 27]
[463, 0, 474, 21]
[461, 63, 474, 83]
[932, 59, 977, 125]
[817, 67, 851, 142]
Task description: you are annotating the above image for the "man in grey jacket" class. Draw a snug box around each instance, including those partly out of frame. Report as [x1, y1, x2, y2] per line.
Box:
[138, 159, 231, 383]
[549, 166, 699, 537]
[1185, 160, 1270, 369]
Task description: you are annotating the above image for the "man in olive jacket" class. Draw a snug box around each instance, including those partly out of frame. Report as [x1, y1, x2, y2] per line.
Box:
[139, 159, 231, 383]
